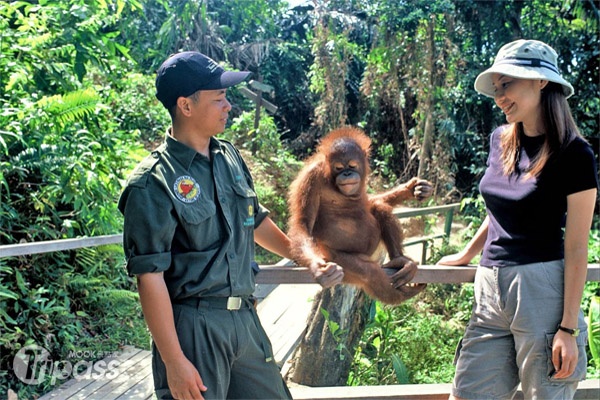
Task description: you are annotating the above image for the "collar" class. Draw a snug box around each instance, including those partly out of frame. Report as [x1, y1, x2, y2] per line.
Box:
[164, 129, 225, 170]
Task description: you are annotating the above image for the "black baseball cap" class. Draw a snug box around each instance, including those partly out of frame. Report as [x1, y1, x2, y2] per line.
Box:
[155, 51, 251, 109]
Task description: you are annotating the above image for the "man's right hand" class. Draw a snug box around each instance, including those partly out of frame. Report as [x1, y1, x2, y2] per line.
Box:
[166, 356, 207, 400]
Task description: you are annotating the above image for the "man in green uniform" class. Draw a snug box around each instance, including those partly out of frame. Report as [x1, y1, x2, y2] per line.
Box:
[118, 51, 311, 399]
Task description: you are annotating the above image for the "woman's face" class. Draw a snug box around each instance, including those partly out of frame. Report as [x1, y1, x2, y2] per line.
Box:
[491, 74, 547, 136]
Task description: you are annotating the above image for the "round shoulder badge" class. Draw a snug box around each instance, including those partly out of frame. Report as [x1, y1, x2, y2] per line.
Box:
[173, 175, 201, 203]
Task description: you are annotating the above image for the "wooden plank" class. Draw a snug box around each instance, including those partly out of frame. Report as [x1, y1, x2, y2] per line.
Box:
[573, 379, 600, 399]
[289, 382, 451, 400]
[238, 87, 278, 113]
[0, 234, 122, 258]
[115, 372, 154, 400]
[94, 353, 152, 400]
[256, 264, 600, 284]
[249, 80, 274, 93]
[393, 203, 460, 219]
[37, 375, 96, 400]
[586, 263, 600, 281]
[255, 265, 315, 284]
[257, 284, 321, 369]
[63, 348, 150, 399]
[38, 347, 141, 400]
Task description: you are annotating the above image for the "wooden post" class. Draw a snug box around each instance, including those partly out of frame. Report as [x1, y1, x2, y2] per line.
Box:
[252, 82, 263, 155]
[248, 79, 275, 155]
[237, 81, 278, 155]
[443, 208, 454, 243]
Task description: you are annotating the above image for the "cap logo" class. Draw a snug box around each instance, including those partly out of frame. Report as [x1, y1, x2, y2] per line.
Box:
[174, 175, 201, 203]
[207, 59, 220, 73]
[496, 56, 559, 75]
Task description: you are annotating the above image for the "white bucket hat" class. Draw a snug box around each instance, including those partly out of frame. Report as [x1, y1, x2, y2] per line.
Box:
[474, 39, 574, 99]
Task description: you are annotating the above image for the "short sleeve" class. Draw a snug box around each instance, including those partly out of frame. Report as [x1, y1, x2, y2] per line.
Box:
[118, 181, 176, 275]
[561, 138, 599, 196]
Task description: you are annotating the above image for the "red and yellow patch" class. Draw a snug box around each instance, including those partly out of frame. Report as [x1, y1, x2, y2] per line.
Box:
[173, 175, 200, 203]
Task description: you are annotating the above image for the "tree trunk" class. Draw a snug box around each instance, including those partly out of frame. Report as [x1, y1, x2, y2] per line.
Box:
[417, 16, 436, 179]
[286, 285, 371, 386]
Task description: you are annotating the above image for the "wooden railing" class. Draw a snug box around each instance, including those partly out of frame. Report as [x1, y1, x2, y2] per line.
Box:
[0, 234, 122, 258]
[3, 235, 599, 283]
[0, 203, 460, 258]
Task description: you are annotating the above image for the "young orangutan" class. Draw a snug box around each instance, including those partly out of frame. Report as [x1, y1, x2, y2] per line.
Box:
[287, 126, 431, 304]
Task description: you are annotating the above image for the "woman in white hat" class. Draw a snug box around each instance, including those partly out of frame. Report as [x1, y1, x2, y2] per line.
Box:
[439, 39, 598, 399]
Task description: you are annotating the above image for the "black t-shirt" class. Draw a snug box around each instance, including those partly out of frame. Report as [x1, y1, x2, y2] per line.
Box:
[479, 126, 598, 267]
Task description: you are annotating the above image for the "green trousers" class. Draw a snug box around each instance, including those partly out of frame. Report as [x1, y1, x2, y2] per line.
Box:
[153, 298, 292, 399]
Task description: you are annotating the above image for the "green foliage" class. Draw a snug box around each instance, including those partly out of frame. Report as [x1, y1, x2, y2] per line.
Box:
[454, 195, 487, 243]
[226, 110, 282, 155]
[0, 2, 154, 397]
[350, 294, 467, 385]
[0, 246, 149, 399]
[584, 224, 600, 377]
[371, 143, 399, 184]
[261, 40, 315, 137]
[309, 14, 365, 133]
[207, 0, 286, 43]
[321, 308, 352, 361]
[113, 72, 170, 144]
[1, 0, 139, 95]
[589, 228, 600, 264]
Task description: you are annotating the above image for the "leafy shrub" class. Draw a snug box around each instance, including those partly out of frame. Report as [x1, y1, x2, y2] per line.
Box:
[588, 295, 600, 374]
[112, 72, 170, 145]
[0, 246, 149, 399]
[1, 74, 154, 399]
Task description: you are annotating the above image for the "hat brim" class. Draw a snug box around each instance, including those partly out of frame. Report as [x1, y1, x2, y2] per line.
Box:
[161, 70, 252, 108]
[474, 64, 574, 99]
[216, 71, 252, 89]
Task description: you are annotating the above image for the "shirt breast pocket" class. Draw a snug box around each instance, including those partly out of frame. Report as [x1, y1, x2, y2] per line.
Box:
[181, 202, 216, 225]
[232, 183, 257, 229]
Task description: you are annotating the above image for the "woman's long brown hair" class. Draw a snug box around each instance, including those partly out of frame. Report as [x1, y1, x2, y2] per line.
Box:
[499, 82, 582, 178]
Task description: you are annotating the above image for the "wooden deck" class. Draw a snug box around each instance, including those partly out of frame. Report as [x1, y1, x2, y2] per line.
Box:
[38, 346, 153, 400]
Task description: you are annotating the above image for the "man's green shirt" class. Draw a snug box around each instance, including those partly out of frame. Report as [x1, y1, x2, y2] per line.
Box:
[118, 134, 269, 300]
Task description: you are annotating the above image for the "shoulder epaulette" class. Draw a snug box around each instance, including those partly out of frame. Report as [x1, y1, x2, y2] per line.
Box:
[126, 147, 164, 188]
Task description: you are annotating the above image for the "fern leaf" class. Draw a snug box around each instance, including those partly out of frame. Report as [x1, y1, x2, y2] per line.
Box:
[36, 88, 101, 126]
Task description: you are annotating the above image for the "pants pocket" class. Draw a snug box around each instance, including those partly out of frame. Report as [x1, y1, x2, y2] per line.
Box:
[543, 330, 588, 385]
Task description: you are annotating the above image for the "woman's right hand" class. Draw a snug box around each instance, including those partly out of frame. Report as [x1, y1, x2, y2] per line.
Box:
[438, 216, 490, 267]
